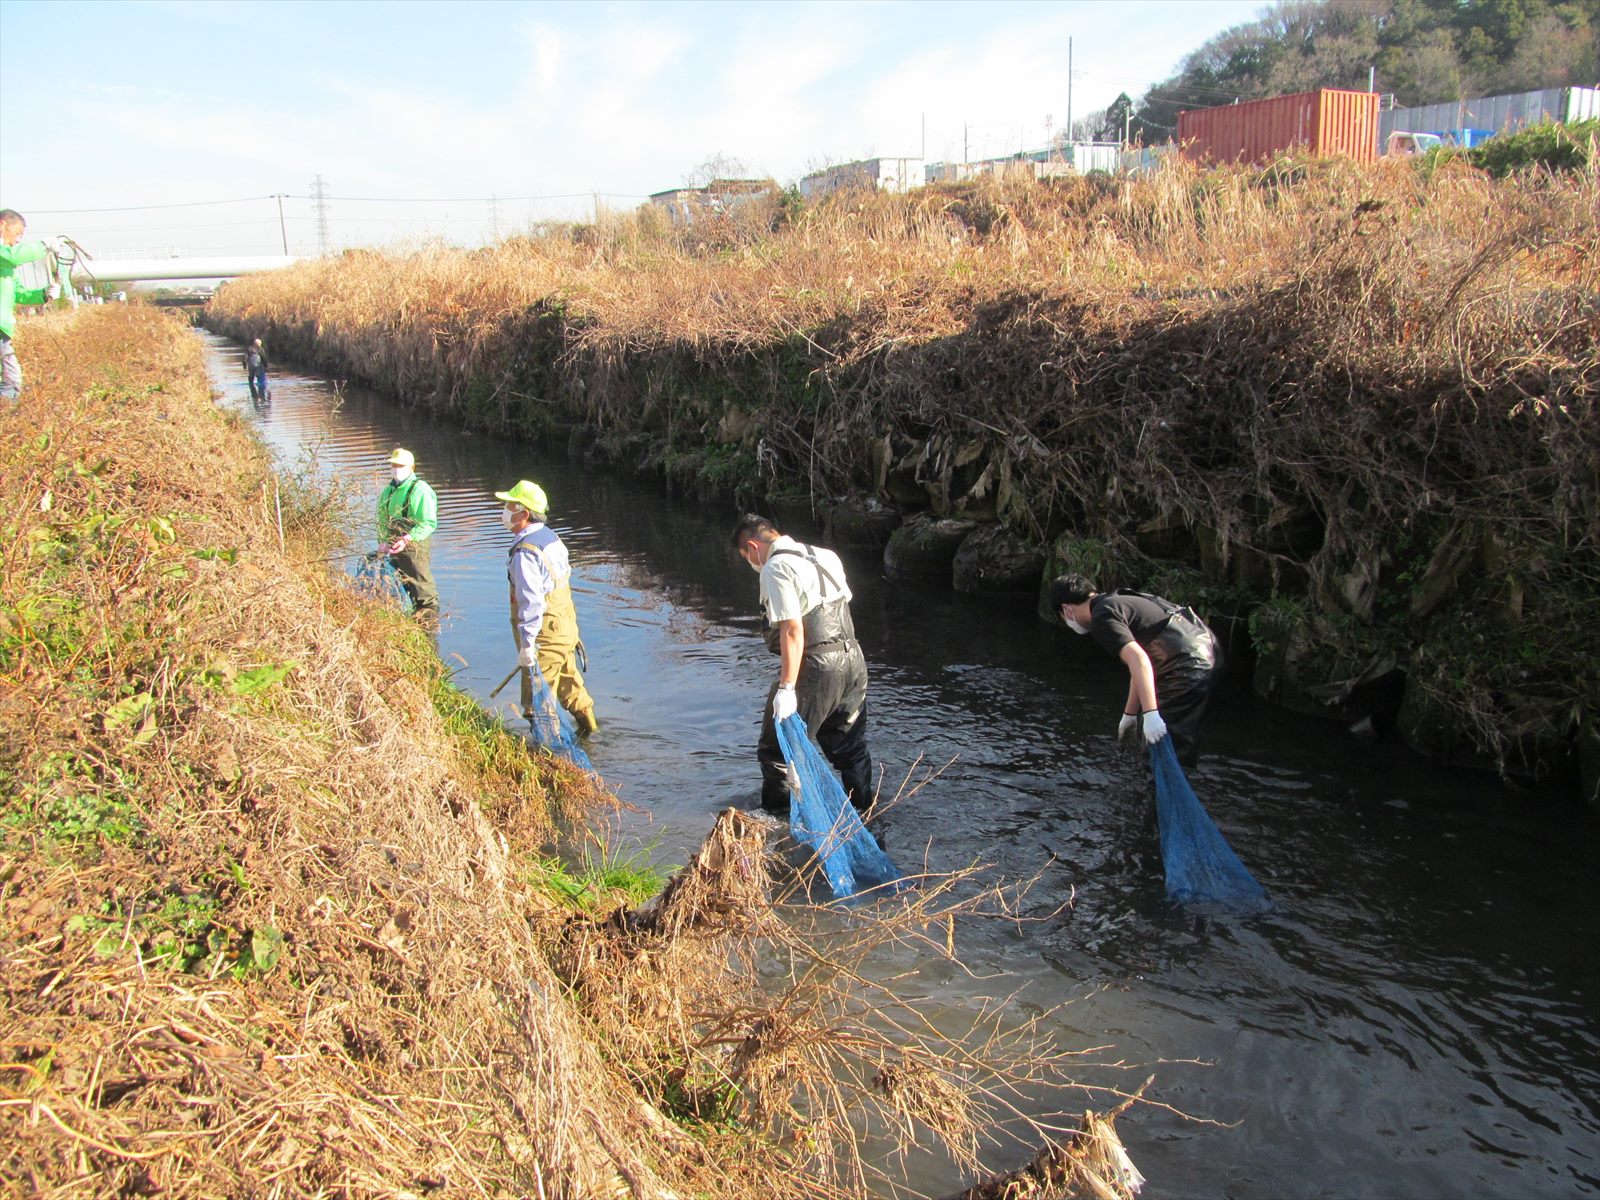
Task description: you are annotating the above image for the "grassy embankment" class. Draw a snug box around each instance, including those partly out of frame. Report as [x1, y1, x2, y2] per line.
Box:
[1, 307, 1143, 1199]
[206, 147, 1600, 799]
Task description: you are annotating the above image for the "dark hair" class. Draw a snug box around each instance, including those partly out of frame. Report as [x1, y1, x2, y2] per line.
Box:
[1047, 574, 1096, 609]
[730, 513, 780, 551]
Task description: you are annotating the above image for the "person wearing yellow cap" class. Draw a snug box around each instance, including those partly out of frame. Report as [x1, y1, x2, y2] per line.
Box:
[376, 448, 439, 616]
[1, 209, 55, 403]
[496, 479, 598, 735]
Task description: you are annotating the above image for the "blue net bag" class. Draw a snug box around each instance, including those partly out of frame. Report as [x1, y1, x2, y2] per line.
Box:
[1149, 738, 1268, 910]
[353, 554, 413, 612]
[774, 714, 907, 903]
[526, 665, 595, 772]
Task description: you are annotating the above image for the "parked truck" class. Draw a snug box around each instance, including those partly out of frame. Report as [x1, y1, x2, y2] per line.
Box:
[1384, 130, 1444, 156]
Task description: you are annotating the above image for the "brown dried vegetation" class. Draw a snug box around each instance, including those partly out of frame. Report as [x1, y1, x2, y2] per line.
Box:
[1, 308, 1140, 1198]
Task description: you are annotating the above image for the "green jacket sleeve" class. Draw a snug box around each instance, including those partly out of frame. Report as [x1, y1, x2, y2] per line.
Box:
[13, 285, 48, 305]
[0, 241, 47, 269]
[405, 480, 439, 542]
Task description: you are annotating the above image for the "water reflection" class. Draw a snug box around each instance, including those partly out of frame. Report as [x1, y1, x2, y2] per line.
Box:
[199, 329, 1600, 1199]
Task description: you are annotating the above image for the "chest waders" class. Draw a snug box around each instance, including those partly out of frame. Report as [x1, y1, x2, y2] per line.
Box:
[245, 351, 269, 402]
[508, 540, 596, 730]
[756, 545, 874, 812]
[381, 478, 438, 613]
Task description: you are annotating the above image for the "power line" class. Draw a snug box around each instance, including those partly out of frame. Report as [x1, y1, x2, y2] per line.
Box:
[321, 191, 647, 202]
[25, 195, 278, 214]
[23, 189, 651, 217]
[54, 219, 302, 235]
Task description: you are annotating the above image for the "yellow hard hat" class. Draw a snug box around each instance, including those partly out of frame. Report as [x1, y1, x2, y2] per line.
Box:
[494, 480, 548, 515]
[387, 448, 415, 468]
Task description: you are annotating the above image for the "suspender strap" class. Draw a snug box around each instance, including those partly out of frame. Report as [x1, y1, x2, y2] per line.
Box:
[767, 545, 844, 600]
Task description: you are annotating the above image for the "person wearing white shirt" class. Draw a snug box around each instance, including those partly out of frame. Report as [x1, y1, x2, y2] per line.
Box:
[731, 514, 874, 812]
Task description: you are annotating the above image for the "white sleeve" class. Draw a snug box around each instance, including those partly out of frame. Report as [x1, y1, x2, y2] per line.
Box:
[762, 559, 808, 623]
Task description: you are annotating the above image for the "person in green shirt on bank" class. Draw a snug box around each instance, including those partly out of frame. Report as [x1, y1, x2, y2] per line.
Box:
[1, 208, 60, 403]
[376, 447, 440, 616]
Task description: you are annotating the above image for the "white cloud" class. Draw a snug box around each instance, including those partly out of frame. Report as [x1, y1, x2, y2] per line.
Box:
[515, 20, 568, 102]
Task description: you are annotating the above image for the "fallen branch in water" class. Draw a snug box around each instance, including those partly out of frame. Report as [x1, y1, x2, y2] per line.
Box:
[945, 1095, 1148, 1200]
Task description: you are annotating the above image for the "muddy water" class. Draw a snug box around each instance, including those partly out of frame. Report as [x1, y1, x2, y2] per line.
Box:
[200, 330, 1600, 1199]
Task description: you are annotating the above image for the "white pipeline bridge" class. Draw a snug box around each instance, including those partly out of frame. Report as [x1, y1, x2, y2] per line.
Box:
[69, 256, 306, 284]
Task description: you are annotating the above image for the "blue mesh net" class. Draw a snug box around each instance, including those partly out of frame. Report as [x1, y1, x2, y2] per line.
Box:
[354, 554, 413, 611]
[1149, 738, 1268, 910]
[774, 714, 907, 904]
[526, 665, 595, 772]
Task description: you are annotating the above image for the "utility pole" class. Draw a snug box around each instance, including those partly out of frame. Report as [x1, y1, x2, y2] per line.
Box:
[1368, 64, 1376, 92]
[310, 174, 330, 255]
[1066, 36, 1073, 144]
[488, 193, 501, 242]
[963, 122, 969, 164]
[921, 111, 926, 161]
[272, 193, 288, 255]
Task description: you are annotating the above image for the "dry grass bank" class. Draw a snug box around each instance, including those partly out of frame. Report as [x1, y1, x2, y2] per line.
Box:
[1, 307, 1143, 1199]
[208, 157, 1600, 785]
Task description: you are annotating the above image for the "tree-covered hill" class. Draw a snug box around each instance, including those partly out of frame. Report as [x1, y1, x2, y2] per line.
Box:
[1124, 0, 1598, 142]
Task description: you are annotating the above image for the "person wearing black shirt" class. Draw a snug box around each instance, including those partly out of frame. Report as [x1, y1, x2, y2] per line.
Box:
[1048, 573, 1221, 765]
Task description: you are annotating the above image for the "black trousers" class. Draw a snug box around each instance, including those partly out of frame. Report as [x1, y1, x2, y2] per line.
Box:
[390, 540, 439, 612]
[757, 644, 873, 812]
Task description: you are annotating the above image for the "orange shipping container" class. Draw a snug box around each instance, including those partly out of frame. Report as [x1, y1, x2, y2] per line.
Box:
[1178, 89, 1380, 164]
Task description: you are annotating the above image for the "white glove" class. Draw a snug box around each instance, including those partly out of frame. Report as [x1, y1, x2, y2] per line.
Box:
[772, 685, 797, 723]
[1117, 713, 1138, 741]
[1142, 710, 1169, 746]
[45, 284, 60, 301]
[517, 645, 538, 669]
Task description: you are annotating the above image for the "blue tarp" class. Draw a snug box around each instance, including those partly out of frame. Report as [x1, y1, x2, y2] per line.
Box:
[1150, 738, 1268, 910]
[774, 714, 907, 903]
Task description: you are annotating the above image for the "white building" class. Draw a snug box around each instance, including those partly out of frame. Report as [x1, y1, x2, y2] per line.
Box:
[646, 179, 779, 228]
[925, 142, 1125, 184]
[798, 158, 924, 200]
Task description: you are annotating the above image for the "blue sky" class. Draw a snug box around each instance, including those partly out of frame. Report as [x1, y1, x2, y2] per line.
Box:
[0, 0, 1266, 256]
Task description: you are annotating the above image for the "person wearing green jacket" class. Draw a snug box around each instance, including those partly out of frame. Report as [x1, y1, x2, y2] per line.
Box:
[1, 209, 57, 403]
[376, 447, 440, 616]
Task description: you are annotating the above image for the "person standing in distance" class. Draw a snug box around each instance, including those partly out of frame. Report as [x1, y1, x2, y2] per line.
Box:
[1049, 573, 1222, 766]
[376, 448, 439, 617]
[244, 337, 270, 402]
[497, 480, 599, 735]
[732, 514, 874, 812]
[0, 209, 58, 403]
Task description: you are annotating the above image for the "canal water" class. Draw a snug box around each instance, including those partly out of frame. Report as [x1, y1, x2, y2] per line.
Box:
[200, 330, 1599, 1199]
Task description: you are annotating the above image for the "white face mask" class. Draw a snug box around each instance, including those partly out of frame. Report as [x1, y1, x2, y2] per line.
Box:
[391, 467, 411, 483]
[499, 506, 519, 531]
[1064, 617, 1089, 635]
[743, 547, 762, 573]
